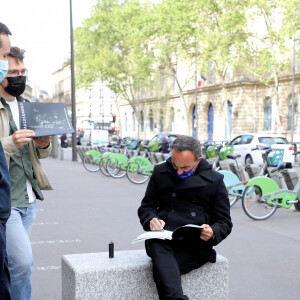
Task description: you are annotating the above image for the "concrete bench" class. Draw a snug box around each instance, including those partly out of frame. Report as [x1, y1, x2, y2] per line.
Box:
[62, 249, 228, 300]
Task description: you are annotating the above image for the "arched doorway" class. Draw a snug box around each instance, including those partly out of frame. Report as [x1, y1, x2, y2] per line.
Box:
[192, 106, 196, 138]
[208, 103, 214, 141]
[225, 100, 233, 141]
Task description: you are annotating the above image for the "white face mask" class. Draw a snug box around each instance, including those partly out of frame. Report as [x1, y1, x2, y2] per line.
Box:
[0, 60, 8, 82]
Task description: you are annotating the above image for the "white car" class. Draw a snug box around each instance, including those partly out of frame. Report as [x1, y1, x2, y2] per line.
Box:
[229, 133, 294, 165]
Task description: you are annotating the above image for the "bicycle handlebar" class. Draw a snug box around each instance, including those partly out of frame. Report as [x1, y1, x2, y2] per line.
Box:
[226, 154, 241, 160]
[270, 162, 293, 173]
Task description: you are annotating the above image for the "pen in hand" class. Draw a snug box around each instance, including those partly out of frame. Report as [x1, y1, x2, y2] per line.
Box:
[150, 217, 165, 231]
[158, 219, 164, 231]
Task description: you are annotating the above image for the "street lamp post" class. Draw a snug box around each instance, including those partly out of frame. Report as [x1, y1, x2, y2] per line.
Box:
[193, 25, 199, 140]
[291, 37, 296, 143]
[88, 104, 92, 146]
[70, 0, 77, 160]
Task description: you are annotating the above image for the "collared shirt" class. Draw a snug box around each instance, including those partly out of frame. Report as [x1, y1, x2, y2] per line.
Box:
[1, 98, 43, 207]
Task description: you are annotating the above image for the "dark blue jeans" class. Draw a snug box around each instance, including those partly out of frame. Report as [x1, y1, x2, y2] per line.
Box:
[0, 222, 11, 300]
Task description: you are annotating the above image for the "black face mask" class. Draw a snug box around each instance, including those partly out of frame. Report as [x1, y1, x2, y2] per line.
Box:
[4, 76, 26, 97]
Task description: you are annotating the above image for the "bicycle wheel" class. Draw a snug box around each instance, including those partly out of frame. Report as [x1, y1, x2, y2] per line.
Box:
[126, 161, 150, 184]
[83, 155, 100, 172]
[99, 158, 110, 177]
[294, 202, 300, 211]
[106, 157, 126, 178]
[229, 195, 239, 207]
[242, 185, 277, 220]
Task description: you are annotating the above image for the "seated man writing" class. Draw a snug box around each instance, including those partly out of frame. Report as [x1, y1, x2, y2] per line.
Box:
[138, 135, 232, 300]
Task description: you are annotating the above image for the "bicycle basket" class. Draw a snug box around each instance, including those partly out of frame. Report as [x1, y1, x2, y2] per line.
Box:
[206, 146, 216, 158]
[140, 140, 148, 151]
[148, 140, 159, 152]
[220, 145, 233, 160]
[268, 149, 284, 167]
[127, 139, 138, 150]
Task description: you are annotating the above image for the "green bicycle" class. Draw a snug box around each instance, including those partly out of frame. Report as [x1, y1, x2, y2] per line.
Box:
[126, 142, 166, 184]
[242, 155, 300, 220]
[82, 146, 105, 172]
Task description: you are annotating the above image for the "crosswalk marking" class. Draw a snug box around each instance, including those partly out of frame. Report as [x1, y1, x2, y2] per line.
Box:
[33, 266, 61, 271]
[34, 222, 59, 226]
[31, 239, 81, 245]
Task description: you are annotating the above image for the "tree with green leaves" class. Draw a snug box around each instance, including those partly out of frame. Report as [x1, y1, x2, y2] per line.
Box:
[74, 0, 154, 136]
[194, 0, 250, 141]
[148, 0, 202, 135]
[246, 0, 296, 134]
[148, 0, 250, 140]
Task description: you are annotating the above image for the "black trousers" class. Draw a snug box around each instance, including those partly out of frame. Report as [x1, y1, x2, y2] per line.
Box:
[0, 222, 11, 300]
[146, 239, 209, 300]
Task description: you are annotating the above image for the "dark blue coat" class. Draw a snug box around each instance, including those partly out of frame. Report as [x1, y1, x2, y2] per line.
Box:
[0, 141, 11, 223]
[138, 157, 232, 262]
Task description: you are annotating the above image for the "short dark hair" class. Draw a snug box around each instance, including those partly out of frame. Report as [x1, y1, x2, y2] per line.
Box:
[171, 135, 201, 160]
[0, 22, 12, 48]
[8, 46, 25, 63]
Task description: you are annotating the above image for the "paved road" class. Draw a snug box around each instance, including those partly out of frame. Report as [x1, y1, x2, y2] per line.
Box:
[31, 152, 300, 300]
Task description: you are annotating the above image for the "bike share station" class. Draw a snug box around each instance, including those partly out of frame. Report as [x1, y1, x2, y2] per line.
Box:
[204, 143, 300, 220]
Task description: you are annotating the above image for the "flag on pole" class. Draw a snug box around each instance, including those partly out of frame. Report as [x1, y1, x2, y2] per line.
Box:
[197, 75, 207, 87]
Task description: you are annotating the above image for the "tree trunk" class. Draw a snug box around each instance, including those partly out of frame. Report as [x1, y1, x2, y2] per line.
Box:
[273, 73, 281, 134]
[173, 70, 191, 135]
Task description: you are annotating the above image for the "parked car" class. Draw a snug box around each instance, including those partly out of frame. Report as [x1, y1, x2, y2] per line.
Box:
[147, 133, 181, 153]
[229, 133, 294, 165]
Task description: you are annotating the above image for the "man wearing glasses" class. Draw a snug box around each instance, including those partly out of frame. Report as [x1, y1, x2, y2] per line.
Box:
[0, 46, 52, 300]
[138, 135, 232, 300]
[0, 21, 12, 300]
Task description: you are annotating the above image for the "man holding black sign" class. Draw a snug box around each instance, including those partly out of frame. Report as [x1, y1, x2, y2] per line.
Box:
[0, 46, 52, 300]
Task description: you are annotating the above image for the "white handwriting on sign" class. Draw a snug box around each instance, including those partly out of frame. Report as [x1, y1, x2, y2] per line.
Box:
[31, 239, 81, 245]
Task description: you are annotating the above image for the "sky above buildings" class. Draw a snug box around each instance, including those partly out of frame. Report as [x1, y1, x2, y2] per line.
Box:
[1, 0, 95, 96]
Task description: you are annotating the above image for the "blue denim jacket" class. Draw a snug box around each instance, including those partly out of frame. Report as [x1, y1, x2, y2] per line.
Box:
[0, 141, 11, 223]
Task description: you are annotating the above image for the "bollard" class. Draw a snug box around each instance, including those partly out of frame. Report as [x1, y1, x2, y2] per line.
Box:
[60, 145, 64, 160]
[51, 136, 59, 159]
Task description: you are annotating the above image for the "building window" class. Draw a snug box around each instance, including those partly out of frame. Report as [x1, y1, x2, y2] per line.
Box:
[89, 88, 92, 99]
[141, 111, 144, 132]
[132, 113, 136, 132]
[209, 62, 215, 84]
[110, 104, 113, 114]
[99, 104, 104, 115]
[110, 89, 115, 99]
[161, 74, 165, 95]
[160, 109, 164, 131]
[263, 97, 272, 130]
[142, 87, 146, 99]
[151, 77, 155, 97]
[134, 86, 139, 100]
[125, 113, 128, 132]
[149, 109, 154, 132]
[170, 107, 175, 131]
[287, 96, 297, 130]
[227, 66, 233, 82]
[99, 89, 103, 99]
[173, 75, 176, 92]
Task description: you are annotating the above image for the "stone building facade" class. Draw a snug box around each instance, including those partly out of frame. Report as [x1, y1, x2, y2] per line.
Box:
[118, 68, 300, 143]
[52, 64, 118, 133]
